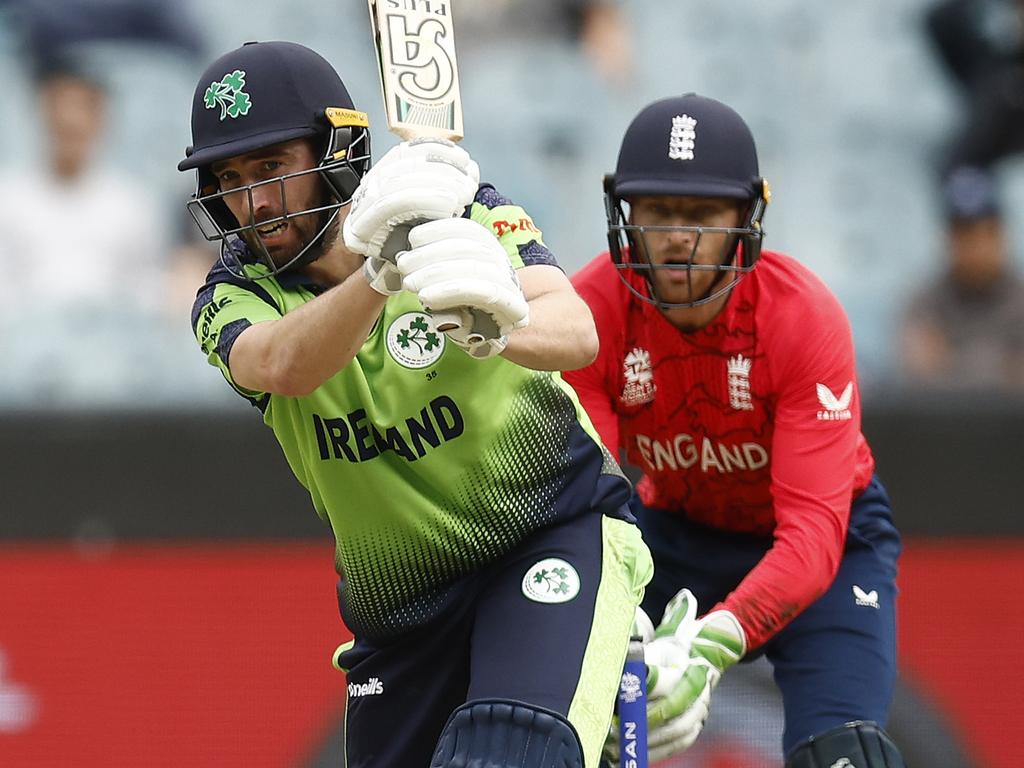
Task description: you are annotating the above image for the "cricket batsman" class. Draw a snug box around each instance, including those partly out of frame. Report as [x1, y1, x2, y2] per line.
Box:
[180, 41, 652, 767]
[563, 94, 907, 767]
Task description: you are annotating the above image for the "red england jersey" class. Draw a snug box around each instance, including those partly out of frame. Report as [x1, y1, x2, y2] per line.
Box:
[565, 250, 875, 648]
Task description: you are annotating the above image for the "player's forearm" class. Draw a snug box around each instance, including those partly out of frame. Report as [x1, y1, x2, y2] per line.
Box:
[230, 272, 386, 396]
[501, 290, 599, 371]
[722, 488, 848, 649]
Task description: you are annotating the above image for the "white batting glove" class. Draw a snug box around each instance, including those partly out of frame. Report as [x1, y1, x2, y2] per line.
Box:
[398, 218, 530, 359]
[434, 307, 508, 359]
[343, 138, 480, 262]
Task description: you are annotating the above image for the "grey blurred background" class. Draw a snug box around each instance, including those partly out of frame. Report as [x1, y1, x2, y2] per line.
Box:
[1, 2, 1022, 767]
[1, 0, 1023, 405]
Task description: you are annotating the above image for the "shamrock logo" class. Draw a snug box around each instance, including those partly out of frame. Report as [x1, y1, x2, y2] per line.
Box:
[396, 315, 440, 354]
[385, 311, 445, 369]
[522, 559, 579, 603]
[204, 69, 252, 121]
[532, 567, 570, 595]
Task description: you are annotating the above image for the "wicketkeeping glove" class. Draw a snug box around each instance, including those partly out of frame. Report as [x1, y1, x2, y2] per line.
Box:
[603, 589, 746, 766]
[343, 138, 480, 262]
[398, 218, 529, 359]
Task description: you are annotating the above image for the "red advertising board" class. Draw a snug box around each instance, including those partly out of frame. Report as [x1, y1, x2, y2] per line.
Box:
[0, 539, 1018, 767]
[0, 542, 347, 767]
[897, 540, 1024, 768]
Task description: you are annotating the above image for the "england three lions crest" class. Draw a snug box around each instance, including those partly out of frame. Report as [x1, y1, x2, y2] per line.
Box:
[728, 355, 754, 411]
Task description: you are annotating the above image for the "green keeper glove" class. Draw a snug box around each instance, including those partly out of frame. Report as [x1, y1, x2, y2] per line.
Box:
[603, 589, 747, 766]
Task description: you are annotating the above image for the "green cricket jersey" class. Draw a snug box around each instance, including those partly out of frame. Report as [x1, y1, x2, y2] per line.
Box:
[192, 185, 630, 640]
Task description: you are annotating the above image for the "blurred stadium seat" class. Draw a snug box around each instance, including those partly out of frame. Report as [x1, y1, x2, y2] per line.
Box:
[0, 0, 1010, 402]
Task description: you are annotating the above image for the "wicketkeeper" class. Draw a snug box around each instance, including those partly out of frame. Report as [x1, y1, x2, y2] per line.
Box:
[565, 94, 907, 768]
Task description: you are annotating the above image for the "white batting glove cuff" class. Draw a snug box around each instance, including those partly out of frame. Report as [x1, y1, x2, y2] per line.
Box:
[362, 255, 403, 296]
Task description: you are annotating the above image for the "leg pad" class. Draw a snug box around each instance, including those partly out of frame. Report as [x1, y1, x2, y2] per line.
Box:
[430, 698, 584, 768]
[786, 720, 906, 768]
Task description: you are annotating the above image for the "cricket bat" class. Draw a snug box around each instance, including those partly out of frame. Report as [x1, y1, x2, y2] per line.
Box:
[619, 636, 650, 768]
[367, 0, 476, 339]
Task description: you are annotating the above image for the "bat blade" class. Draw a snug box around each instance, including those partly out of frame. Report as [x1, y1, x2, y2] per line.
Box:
[368, 0, 464, 142]
[368, 0, 469, 336]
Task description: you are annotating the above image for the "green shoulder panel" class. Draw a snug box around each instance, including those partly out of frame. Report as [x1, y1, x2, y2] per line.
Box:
[467, 188, 547, 269]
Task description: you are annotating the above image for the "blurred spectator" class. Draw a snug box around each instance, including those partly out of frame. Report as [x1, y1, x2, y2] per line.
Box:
[0, 57, 165, 309]
[3, 0, 202, 59]
[0, 55, 172, 404]
[457, 0, 634, 89]
[166, 210, 219, 319]
[900, 166, 1024, 392]
[0, 2, 233, 407]
[925, 0, 1024, 170]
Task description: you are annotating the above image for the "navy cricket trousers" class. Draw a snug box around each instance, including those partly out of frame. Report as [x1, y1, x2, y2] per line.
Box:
[634, 474, 902, 756]
[335, 510, 651, 768]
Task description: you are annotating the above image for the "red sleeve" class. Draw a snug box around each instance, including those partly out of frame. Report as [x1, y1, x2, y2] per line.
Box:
[563, 257, 622, 453]
[719, 282, 861, 649]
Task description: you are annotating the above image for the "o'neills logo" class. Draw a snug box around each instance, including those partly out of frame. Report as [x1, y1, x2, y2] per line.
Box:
[347, 677, 384, 698]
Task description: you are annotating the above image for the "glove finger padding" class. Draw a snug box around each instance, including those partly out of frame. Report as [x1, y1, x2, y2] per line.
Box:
[414, 273, 527, 334]
[406, 215, 500, 250]
[444, 308, 502, 344]
[647, 668, 714, 761]
[691, 610, 746, 669]
[381, 137, 478, 178]
[655, 587, 700, 639]
[399, 219, 529, 336]
[346, 186, 465, 250]
[342, 139, 480, 258]
[434, 306, 508, 359]
[646, 659, 718, 729]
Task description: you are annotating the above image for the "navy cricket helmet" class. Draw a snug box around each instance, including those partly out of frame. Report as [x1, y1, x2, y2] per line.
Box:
[180, 40, 371, 278]
[604, 94, 770, 309]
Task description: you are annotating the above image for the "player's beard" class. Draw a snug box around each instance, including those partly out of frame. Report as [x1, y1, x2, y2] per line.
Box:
[633, 231, 740, 312]
[243, 199, 339, 271]
[309, 209, 340, 261]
